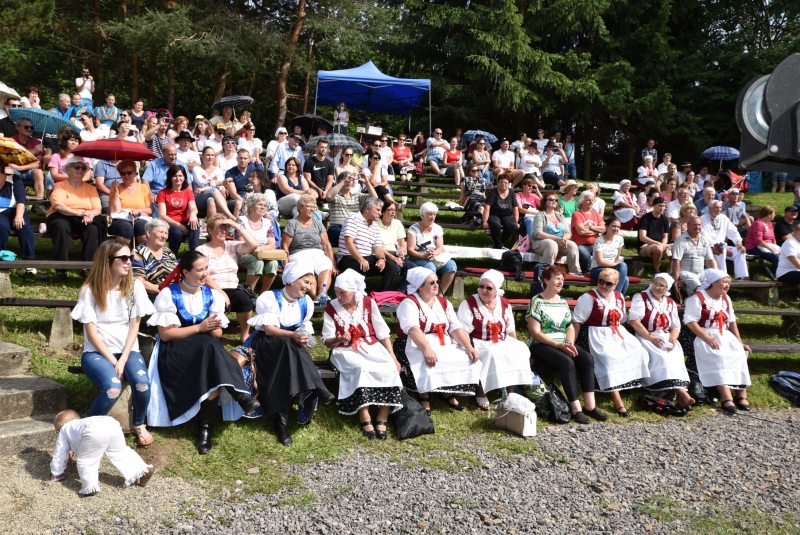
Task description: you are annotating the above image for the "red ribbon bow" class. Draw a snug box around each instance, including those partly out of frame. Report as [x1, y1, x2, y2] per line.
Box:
[607, 309, 623, 339]
[655, 312, 670, 331]
[347, 325, 363, 352]
[430, 323, 446, 346]
[714, 311, 726, 334]
[487, 321, 503, 343]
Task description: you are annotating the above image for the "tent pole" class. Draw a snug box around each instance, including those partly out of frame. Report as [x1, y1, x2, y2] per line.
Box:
[408, 115, 411, 135]
[428, 90, 432, 136]
[313, 79, 319, 115]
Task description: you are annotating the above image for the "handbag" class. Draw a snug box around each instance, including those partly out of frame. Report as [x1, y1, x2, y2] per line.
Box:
[513, 234, 530, 253]
[531, 383, 571, 423]
[390, 389, 435, 440]
[414, 161, 425, 176]
[489, 393, 537, 437]
[236, 282, 258, 310]
[432, 252, 452, 270]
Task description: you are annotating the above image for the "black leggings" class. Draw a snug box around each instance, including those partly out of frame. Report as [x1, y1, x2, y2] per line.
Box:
[530, 343, 595, 402]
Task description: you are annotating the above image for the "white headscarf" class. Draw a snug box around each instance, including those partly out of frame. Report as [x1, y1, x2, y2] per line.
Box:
[649, 273, 674, 296]
[334, 269, 366, 297]
[282, 261, 313, 285]
[406, 266, 434, 295]
[479, 269, 505, 296]
[701, 268, 729, 290]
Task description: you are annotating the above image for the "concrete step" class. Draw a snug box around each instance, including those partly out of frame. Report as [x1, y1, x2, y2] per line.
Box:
[0, 414, 57, 456]
[0, 375, 66, 422]
[0, 342, 31, 377]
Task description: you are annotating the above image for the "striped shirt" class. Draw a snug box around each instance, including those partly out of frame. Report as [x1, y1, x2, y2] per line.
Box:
[329, 192, 368, 227]
[338, 212, 381, 260]
[133, 244, 177, 287]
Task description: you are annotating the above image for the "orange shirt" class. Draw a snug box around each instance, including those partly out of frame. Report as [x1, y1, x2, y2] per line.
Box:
[47, 181, 101, 218]
[111, 182, 153, 211]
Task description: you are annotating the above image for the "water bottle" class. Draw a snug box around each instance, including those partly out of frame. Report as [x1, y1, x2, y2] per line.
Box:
[318, 284, 329, 307]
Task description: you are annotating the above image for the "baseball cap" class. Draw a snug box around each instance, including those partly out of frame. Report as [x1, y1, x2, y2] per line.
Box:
[786, 206, 799, 213]
[214, 124, 227, 132]
[194, 114, 205, 120]
[288, 132, 302, 140]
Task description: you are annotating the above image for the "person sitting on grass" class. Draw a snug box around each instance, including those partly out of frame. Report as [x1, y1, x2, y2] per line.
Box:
[45, 410, 155, 496]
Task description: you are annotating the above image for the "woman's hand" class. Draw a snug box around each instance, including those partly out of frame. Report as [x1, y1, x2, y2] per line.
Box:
[704, 335, 720, 350]
[81, 210, 95, 225]
[393, 357, 402, 374]
[198, 314, 223, 333]
[336, 332, 351, 345]
[178, 223, 189, 234]
[649, 335, 665, 348]
[482, 221, 489, 230]
[114, 357, 126, 379]
[466, 346, 480, 364]
[668, 337, 679, 351]
[743, 343, 752, 355]
[422, 346, 438, 367]
[13, 216, 24, 229]
[560, 238, 568, 249]
[188, 215, 198, 230]
[292, 330, 309, 346]
[559, 342, 578, 357]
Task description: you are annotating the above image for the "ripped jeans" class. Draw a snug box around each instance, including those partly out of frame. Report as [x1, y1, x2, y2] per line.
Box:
[81, 351, 151, 426]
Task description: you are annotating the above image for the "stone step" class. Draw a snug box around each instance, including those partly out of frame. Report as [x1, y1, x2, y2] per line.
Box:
[0, 342, 31, 377]
[0, 375, 66, 422]
[0, 414, 57, 457]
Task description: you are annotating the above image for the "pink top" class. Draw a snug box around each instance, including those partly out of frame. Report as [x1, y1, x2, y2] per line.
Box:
[48, 153, 93, 180]
[196, 241, 246, 289]
[516, 191, 541, 210]
[744, 219, 776, 250]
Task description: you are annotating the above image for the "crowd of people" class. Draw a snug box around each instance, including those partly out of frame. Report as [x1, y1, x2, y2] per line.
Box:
[0, 79, 790, 464]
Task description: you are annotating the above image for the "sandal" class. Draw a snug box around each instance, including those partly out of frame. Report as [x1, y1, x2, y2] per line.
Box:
[475, 396, 490, 411]
[132, 424, 153, 446]
[374, 421, 387, 441]
[418, 395, 431, 416]
[720, 399, 738, 415]
[615, 407, 629, 418]
[360, 420, 376, 440]
[734, 396, 750, 411]
[441, 393, 464, 411]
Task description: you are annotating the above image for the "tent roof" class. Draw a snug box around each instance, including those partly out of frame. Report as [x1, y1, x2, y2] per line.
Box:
[316, 61, 430, 116]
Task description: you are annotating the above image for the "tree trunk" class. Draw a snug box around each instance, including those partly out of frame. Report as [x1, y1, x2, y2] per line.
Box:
[275, 0, 306, 130]
[167, 53, 175, 113]
[93, 0, 105, 97]
[627, 142, 635, 181]
[147, 50, 157, 107]
[582, 125, 593, 182]
[213, 64, 228, 103]
[248, 71, 257, 97]
[302, 30, 314, 115]
[130, 0, 140, 103]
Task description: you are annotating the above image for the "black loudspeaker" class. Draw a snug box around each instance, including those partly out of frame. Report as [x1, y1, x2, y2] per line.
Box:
[736, 53, 800, 174]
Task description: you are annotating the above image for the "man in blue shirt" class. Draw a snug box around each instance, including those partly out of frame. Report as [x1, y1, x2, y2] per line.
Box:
[269, 133, 304, 175]
[641, 139, 657, 162]
[142, 145, 189, 197]
[225, 149, 263, 196]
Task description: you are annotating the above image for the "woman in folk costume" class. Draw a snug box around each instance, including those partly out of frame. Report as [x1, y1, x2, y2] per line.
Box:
[456, 269, 534, 410]
[572, 267, 650, 417]
[628, 273, 694, 410]
[321, 269, 403, 440]
[394, 267, 482, 414]
[147, 251, 261, 455]
[248, 262, 336, 446]
[683, 269, 752, 414]
[611, 179, 638, 230]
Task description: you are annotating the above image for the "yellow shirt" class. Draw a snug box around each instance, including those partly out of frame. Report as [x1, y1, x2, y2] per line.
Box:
[47, 181, 101, 218]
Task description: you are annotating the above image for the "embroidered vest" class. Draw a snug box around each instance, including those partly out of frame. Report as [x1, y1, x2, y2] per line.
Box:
[582, 290, 625, 338]
[272, 289, 308, 332]
[639, 292, 674, 333]
[396, 295, 449, 345]
[465, 295, 509, 342]
[696, 291, 731, 333]
[324, 296, 377, 351]
[168, 283, 213, 326]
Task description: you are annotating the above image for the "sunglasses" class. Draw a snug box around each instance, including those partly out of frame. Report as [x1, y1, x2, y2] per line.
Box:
[477, 284, 494, 291]
[434, 131, 442, 135]
[371, 155, 380, 160]
[428, 280, 440, 286]
[597, 279, 615, 288]
[469, 169, 479, 173]
[109, 254, 134, 263]
[119, 170, 137, 176]
[71, 166, 88, 172]
[546, 198, 558, 202]
[224, 141, 236, 145]
[478, 142, 485, 145]
[343, 153, 353, 157]
[20, 125, 33, 130]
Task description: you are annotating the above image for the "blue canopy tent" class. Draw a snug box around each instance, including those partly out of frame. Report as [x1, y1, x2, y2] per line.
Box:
[314, 61, 431, 134]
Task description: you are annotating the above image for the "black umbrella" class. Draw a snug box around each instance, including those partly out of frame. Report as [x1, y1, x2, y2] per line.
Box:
[291, 114, 334, 137]
[211, 95, 254, 112]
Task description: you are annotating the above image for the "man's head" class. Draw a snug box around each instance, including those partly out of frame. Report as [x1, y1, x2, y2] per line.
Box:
[652, 196, 666, 215]
[316, 125, 328, 136]
[360, 197, 383, 223]
[4, 96, 20, 113]
[315, 139, 328, 157]
[214, 125, 226, 138]
[687, 216, 703, 238]
[709, 199, 723, 217]
[785, 206, 798, 222]
[728, 188, 742, 204]
[500, 138, 510, 151]
[162, 145, 178, 165]
[667, 163, 677, 176]
[537, 129, 545, 138]
[176, 131, 194, 151]
[432, 128, 443, 140]
[57, 93, 70, 111]
[677, 185, 691, 204]
[15, 118, 33, 139]
[81, 67, 90, 78]
[236, 148, 251, 169]
[293, 125, 303, 135]
[702, 187, 715, 204]
[554, 131, 562, 142]
[647, 139, 655, 149]
[287, 132, 301, 149]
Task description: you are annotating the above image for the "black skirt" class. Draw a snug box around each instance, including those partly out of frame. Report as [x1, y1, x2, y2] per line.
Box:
[158, 333, 248, 421]
[252, 332, 326, 419]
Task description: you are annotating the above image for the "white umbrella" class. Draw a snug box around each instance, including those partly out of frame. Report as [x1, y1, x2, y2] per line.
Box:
[0, 81, 21, 104]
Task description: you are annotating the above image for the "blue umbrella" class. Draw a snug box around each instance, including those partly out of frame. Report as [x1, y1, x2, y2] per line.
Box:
[9, 107, 77, 138]
[701, 146, 740, 161]
[462, 130, 498, 144]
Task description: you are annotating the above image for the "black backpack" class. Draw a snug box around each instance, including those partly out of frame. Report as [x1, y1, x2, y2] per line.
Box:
[528, 263, 549, 297]
[770, 371, 800, 404]
[500, 250, 524, 281]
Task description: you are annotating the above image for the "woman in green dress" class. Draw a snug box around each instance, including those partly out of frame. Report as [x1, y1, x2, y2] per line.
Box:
[526, 264, 608, 424]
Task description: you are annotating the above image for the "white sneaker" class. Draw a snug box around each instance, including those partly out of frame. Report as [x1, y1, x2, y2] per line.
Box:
[438, 169, 447, 176]
[26, 268, 37, 275]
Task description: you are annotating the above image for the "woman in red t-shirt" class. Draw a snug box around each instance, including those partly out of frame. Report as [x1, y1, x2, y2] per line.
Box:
[391, 134, 413, 181]
[156, 165, 199, 252]
[444, 137, 465, 185]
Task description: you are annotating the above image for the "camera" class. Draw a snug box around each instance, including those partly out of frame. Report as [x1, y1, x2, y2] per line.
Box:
[244, 184, 254, 193]
[736, 53, 800, 173]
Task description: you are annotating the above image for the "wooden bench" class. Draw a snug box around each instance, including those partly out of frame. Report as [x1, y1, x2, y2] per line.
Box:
[0, 260, 92, 298]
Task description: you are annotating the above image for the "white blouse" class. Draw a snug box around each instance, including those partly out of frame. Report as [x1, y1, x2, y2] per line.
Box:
[147, 286, 230, 329]
[683, 290, 737, 326]
[248, 290, 314, 334]
[456, 296, 516, 338]
[572, 291, 627, 325]
[397, 294, 463, 336]
[628, 291, 680, 331]
[321, 297, 391, 342]
[71, 279, 155, 353]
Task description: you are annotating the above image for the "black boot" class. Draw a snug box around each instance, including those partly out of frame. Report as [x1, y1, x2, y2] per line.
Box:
[228, 387, 261, 416]
[315, 384, 336, 405]
[197, 397, 217, 454]
[273, 406, 292, 446]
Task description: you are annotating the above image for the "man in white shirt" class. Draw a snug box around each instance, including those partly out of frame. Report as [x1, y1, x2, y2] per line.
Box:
[533, 129, 548, 152]
[667, 184, 693, 222]
[518, 142, 544, 188]
[491, 138, 524, 184]
[75, 67, 94, 110]
[426, 128, 449, 175]
[175, 131, 201, 171]
[656, 152, 672, 176]
[269, 133, 305, 175]
[701, 200, 749, 279]
[671, 216, 717, 295]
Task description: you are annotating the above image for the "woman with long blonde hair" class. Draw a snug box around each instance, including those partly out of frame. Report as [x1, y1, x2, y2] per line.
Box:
[70, 239, 156, 445]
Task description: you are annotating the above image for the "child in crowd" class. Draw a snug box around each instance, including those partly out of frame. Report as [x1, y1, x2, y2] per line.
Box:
[45, 410, 155, 496]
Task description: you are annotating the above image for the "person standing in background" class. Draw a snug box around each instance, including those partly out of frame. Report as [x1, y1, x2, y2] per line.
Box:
[76, 67, 95, 110]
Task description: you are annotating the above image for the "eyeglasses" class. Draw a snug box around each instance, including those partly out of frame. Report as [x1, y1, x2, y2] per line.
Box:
[597, 279, 615, 287]
[120, 114, 129, 118]
[7, 104, 19, 108]
[428, 280, 440, 286]
[469, 169, 479, 173]
[477, 284, 494, 291]
[109, 254, 134, 263]
[119, 170, 136, 176]
[19, 125, 33, 130]
[380, 139, 388, 142]
[71, 166, 88, 172]
[371, 155, 380, 160]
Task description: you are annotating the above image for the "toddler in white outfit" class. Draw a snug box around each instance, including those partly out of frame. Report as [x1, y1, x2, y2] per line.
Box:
[47, 410, 154, 495]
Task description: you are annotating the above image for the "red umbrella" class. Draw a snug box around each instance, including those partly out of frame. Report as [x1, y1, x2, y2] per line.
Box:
[72, 139, 156, 161]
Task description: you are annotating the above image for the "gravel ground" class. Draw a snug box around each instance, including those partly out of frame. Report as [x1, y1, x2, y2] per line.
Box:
[3, 408, 800, 535]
